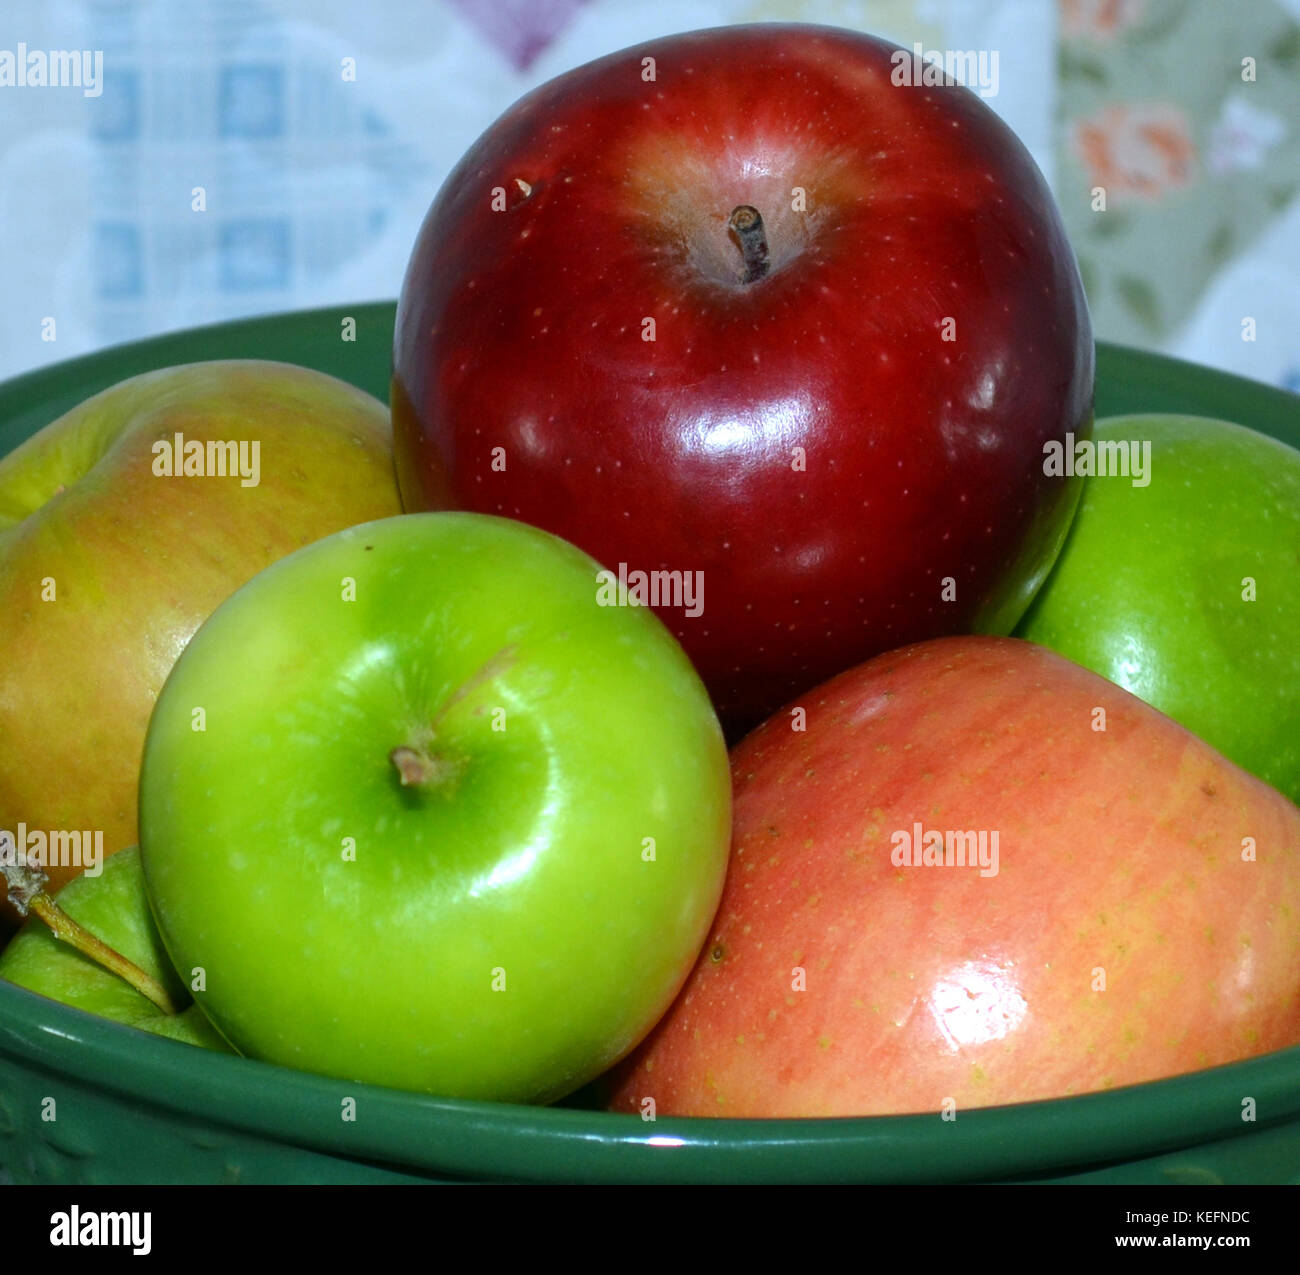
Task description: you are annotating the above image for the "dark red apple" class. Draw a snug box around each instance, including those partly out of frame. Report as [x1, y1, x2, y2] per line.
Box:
[393, 24, 1093, 731]
[605, 637, 1300, 1118]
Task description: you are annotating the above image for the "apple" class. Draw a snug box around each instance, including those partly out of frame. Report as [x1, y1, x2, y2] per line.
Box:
[1017, 414, 1300, 804]
[606, 636, 1300, 1118]
[0, 848, 231, 1050]
[138, 511, 731, 1103]
[0, 360, 404, 922]
[392, 22, 1093, 733]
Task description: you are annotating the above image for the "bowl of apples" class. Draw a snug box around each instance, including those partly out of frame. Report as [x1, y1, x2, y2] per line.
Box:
[2, 24, 1299, 1186]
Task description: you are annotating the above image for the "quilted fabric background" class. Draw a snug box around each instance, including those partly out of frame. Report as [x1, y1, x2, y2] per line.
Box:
[0, 0, 1296, 388]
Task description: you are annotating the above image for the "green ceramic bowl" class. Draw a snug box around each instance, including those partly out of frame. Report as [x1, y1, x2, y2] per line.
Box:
[2, 303, 1298, 1185]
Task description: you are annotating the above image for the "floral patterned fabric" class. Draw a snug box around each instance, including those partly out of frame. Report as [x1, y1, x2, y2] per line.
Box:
[0, 0, 1296, 391]
[1056, 0, 1300, 387]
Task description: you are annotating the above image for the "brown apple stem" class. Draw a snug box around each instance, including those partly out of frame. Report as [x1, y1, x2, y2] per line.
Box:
[390, 646, 517, 790]
[390, 744, 456, 789]
[0, 856, 180, 1016]
[728, 205, 770, 283]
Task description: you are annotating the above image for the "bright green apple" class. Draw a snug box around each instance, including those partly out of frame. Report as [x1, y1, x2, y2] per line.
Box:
[0, 360, 404, 922]
[0, 848, 231, 1050]
[138, 512, 731, 1103]
[1018, 413, 1300, 803]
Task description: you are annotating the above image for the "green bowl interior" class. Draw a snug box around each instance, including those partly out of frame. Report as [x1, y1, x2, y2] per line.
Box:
[2, 303, 1298, 1184]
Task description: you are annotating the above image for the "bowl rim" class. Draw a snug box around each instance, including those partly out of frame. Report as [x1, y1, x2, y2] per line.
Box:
[4, 975, 1299, 1184]
[1, 301, 1297, 455]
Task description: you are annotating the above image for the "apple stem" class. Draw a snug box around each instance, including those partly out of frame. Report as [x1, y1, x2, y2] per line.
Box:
[728, 205, 770, 284]
[1, 857, 180, 1017]
[390, 744, 456, 789]
[390, 645, 518, 790]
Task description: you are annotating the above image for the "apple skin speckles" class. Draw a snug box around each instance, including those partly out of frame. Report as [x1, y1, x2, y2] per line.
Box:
[393, 23, 1092, 736]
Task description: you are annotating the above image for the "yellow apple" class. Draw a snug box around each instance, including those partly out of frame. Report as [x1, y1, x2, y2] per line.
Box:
[0, 360, 403, 922]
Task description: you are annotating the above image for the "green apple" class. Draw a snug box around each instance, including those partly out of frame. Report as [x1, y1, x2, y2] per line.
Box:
[138, 512, 731, 1103]
[0, 848, 231, 1050]
[0, 360, 404, 921]
[1018, 414, 1300, 803]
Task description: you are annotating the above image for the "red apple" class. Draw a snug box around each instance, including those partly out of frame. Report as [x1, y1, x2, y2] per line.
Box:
[606, 636, 1300, 1117]
[393, 24, 1093, 731]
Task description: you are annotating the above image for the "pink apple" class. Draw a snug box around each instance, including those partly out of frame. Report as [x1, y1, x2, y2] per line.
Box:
[608, 637, 1300, 1117]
